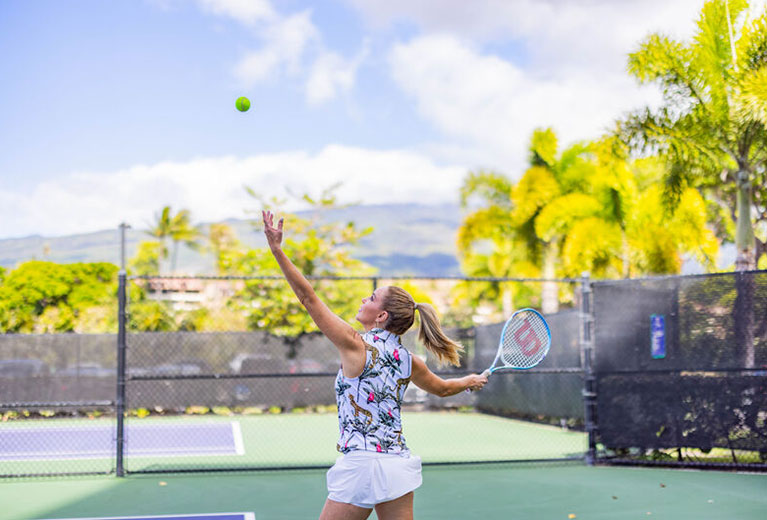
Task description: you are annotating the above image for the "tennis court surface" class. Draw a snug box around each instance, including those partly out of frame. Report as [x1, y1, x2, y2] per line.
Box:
[42, 515, 254, 520]
[1, 464, 765, 520]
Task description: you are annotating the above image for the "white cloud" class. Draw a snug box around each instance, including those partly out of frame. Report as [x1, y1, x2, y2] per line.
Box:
[203, 2, 367, 106]
[0, 147, 466, 238]
[233, 10, 319, 85]
[197, 0, 277, 25]
[305, 42, 370, 105]
[345, 0, 705, 47]
[332, 1, 715, 175]
[387, 34, 663, 175]
[350, 0, 707, 80]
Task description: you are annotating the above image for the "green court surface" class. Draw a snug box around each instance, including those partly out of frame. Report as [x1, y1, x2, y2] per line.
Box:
[0, 465, 764, 520]
[0, 411, 585, 475]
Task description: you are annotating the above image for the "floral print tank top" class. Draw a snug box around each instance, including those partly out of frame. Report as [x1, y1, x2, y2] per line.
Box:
[335, 328, 412, 456]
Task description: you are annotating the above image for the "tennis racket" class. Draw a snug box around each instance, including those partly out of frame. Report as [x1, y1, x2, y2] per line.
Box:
[468, 308, 551, 392]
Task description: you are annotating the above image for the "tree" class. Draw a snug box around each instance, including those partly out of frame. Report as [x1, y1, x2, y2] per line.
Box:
[128, 241, 163, 276]
[511, 129, 601, 313]
[456, 171, 540, 320]
[457, 130, 719, 316]
[0, 261, 118, 333]
[560, 137, 719, 277]
[620, 0, 767, 270]
[232, 185, 376, 336]
[621, 0, 767, 367]
[146, 206, 203, 273]
[207, 223, 244, 275]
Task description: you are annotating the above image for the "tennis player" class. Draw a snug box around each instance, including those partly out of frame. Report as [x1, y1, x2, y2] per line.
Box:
[263, 211, 488, 520]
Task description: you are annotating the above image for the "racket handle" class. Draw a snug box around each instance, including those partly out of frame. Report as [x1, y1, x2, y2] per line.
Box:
[465, 369, 491, 393]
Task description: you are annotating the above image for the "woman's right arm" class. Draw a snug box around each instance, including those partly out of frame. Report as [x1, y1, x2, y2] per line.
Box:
[263, 211, 366, 360]
[410, 355, 487, 396]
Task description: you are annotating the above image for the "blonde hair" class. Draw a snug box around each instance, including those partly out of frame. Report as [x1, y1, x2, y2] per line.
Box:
[381, 286, 464, 367]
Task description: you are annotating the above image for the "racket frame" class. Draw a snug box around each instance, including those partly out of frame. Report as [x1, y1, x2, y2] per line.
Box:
[485, 307, 551, 375]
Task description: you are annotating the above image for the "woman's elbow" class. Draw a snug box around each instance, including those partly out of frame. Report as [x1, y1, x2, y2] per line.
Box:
[298, 291, 320, 310]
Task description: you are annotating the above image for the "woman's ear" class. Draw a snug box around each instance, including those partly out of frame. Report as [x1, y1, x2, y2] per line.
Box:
[377, 310, 389, 324]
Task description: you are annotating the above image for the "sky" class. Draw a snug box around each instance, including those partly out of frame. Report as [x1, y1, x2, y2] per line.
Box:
[1, 0, 759, 239]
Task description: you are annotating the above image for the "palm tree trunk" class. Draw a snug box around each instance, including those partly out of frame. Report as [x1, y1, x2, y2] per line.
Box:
[160, 238, 170, 275]
[734, 169, 755, 368]
[734, 169, 755, 271]
[542, 240, 559, 314]
[621, 229, 630, 278]
[171, 241, 179, 274]
[501, 283, 513, 317]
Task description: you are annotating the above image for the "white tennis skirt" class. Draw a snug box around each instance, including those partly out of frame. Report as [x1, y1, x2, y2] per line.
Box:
[326, 450, 423, 509]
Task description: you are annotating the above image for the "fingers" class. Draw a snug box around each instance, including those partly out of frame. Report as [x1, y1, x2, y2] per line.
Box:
[466, 373, 488, 393]
[470, 373, 489, 392]
[262, 210, 282, 230]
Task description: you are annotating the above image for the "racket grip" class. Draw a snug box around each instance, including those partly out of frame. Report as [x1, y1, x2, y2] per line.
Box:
[465, 369, 491, 393]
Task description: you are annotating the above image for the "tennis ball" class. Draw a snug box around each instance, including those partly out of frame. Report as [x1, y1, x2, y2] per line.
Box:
[235, 96, 250, 112]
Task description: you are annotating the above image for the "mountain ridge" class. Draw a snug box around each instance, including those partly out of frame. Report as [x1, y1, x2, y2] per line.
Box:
[0, 203, 465, 276]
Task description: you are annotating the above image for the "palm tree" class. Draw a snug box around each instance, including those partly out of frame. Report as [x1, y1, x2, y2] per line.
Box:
[511, 129, 601, 312]
[146, 206, 202, 273]
[558, 137, 719, 278]
[620, 0, 767, 270]
[457, 170, 536, 317]
[208, 222, 242, 275]
[457, 130, 719, 315]
[620, 0, 767, 367]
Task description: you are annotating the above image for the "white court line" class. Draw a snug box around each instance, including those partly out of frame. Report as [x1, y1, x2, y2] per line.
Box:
[0, 422, 242, 461]
[231, 421, 245, 456]
[42, 513, 256, 520]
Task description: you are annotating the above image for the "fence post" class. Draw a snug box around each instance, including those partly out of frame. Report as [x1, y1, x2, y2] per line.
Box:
[115, 224, 129, 477]
[580, 272, 597, 465]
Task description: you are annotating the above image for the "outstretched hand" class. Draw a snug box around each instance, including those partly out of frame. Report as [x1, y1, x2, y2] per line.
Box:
[262, 210, 284, 251]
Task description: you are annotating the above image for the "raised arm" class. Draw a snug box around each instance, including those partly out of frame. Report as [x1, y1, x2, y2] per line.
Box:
[410, 356, 488, 396]
[262, 211, 367, 361]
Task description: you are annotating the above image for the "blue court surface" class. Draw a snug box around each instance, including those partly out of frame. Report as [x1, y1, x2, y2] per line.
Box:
[0, 422, 244, 461]
[43, 514, 255, 520]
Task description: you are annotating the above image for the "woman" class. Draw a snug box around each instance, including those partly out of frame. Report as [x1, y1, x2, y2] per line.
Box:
[263, 211, 488, 520]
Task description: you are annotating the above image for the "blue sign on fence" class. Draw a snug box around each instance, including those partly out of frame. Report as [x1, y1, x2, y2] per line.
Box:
[650, 314, 666, 359]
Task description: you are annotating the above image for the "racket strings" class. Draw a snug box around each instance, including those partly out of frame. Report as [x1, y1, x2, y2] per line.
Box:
[500, 311, 549, 369]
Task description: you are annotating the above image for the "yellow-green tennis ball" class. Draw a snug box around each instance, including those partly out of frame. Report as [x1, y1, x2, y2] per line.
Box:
[236, 96, 250, 112]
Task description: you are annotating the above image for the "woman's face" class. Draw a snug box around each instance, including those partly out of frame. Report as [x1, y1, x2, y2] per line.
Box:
[356, 287, 388, 330]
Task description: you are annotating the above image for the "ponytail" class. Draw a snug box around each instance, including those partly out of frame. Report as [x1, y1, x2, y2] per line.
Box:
[415, 303, 464, 367]
[381, 286, 464, 367]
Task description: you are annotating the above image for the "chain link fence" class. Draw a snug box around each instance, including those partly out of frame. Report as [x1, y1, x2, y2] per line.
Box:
[118, 275, 585, 475]
[1, 275, 586, 477]
[2, 270, 765, 477]
[592, 270, 767, 469]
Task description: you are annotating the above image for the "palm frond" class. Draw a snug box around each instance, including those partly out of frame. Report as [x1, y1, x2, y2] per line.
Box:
[459, 170, 514, 209]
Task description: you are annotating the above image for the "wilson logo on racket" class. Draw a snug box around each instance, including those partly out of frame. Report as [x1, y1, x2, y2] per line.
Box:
[514, 320, 542, 356]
